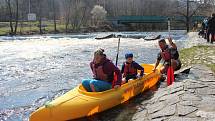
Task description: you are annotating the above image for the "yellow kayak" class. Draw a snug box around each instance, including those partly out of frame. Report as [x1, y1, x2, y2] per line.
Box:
[30, 64, 161, 121]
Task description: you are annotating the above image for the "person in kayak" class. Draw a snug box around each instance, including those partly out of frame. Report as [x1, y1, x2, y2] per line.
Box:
[152, 38, 181, 74]
[121, 53, 144, 84]
[82, 49, 122, 92]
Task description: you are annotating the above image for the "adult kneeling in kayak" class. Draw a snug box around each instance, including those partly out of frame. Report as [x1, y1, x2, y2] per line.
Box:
[152, 38, 181, 74]
[82, 49, 122, 92]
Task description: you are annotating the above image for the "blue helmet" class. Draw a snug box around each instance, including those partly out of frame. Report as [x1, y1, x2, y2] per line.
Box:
[125, 53, 133, 59]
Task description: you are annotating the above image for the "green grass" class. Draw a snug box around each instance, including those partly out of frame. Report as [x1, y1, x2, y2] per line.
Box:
[207, 64, 215, 73]
[0, 21, 68, 35]
[0, 27, 9, 35]
[180, 45, 215, 73]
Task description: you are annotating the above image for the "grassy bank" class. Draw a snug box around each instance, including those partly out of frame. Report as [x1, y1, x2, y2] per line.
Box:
[180, 45, 215, 73]
[0, 21, 78, 35]
[0, 21, 116, 36]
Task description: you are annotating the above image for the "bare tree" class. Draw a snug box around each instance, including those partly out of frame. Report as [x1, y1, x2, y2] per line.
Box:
[52, 0, 57, 33]
[62, 0, 72, 33]
[172, 0, 215, 32]
[5, 0, 14, 35]
[37, 0, 43, 34]
[70, 0, 88, 31]
[14, 0, 18, 34]
[4, 0, 19, 35]
[18, 0, 26, 35]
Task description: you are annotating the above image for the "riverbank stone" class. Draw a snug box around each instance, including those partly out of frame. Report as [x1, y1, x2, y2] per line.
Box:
[168, 117, 198, 121]
[181, 93, 202, 101]
[150, 104, 176, 119]
[147, 101, 166, 114]
[177, 104, 198, 116]
[132, 64, 215, 121]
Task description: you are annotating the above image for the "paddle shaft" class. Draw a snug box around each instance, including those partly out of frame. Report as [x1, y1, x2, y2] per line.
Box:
[112, 36, 121, 88]
[167, 18, 171, 67]
[168, 19, 171, 38]
[115, 37, 121, 66]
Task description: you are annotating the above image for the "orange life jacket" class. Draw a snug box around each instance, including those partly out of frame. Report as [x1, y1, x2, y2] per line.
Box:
[123, 62, 137, 77]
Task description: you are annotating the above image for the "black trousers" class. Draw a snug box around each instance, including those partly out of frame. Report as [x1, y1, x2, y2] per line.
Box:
[208, 29, 215, 43]
[207, 30, 210, 42]
[211, 32, 215, 43]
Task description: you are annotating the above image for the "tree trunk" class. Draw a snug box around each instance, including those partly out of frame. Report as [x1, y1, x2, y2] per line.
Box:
[39, 16, 42, 34]
[19, 1, 24, 35]
[186, 0, 189, 32]
[53, 0, 57, 33]
[38, 0, 43, 34]
[14, 0, 19, 35]
[78, 7, 87, 29]
[5, 0, 14, 35]
[64, 0, 72, 33]
[65, 17, 69, 33]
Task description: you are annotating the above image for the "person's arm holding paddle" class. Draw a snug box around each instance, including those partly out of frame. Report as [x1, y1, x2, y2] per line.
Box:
[168, 38, 177, 49]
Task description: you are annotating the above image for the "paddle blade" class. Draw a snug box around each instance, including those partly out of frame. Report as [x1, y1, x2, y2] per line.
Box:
[167, 66, 175, 86]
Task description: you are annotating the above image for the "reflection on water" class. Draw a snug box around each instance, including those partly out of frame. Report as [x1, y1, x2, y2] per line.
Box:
[0, 31, 191, 121]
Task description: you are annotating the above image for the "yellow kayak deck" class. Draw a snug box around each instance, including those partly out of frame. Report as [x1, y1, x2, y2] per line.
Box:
[30, 64, 161, 121]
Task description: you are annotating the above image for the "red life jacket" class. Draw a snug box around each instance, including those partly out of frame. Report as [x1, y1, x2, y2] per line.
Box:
[160, 49, 171, 61]
[123, 62, 137, 77]
[91, 60, 113, 82]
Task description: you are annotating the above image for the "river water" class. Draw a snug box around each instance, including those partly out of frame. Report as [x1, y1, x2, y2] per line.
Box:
[0, 31, 194, 121]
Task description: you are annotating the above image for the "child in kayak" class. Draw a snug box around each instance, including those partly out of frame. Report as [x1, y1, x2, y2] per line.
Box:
[82, 49, 122, 92]
[121, 53, 144, 84]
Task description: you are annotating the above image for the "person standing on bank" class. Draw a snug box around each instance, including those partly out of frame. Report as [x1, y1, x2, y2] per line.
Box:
[82, 49, 122, 92]
[202, 18, 208, 39]
[208, 13, 215, 44]
[152, 38, 181, 74]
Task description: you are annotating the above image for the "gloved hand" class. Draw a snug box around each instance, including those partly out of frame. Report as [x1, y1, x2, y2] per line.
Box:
[114, 85, 120, 89]
[136, 74, 142, 79]
[121, 78, 127, 84]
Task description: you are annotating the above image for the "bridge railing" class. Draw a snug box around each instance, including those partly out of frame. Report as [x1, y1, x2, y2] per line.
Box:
[107, 16, 206, 24]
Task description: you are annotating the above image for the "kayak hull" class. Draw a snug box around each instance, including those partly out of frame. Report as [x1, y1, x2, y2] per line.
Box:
[30, 64, 161, 121]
